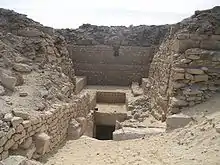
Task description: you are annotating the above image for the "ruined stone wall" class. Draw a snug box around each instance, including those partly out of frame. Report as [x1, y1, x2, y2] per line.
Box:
[146, 7, 220, 120]
[147, 30, 220, 120]
[0, 92, 92, 160]
[68, 45, 155, 86]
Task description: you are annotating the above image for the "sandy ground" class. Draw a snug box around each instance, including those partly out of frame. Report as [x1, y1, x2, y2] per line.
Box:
[41, 93, 220, 165]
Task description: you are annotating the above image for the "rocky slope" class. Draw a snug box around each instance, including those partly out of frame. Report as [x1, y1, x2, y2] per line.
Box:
[57, 24, 170, 46]
[0, 8, 75, 129]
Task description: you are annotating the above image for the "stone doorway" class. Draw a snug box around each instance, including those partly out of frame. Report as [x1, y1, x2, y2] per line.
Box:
[95, 125, 115, 140]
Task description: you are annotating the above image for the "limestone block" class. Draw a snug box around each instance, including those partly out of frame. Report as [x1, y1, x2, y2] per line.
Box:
[166, 114, 192, 129]
[186, 68, 204, 75]
[173, 73, 184, 80]
[4, 139, 15, 150]
[11, 117, 23, 128]
[131, 82, 143, 96]
[33, 133, 50, 155]
[12, 109, 30, 120]
[67, 119, 81, 139]
[170, 97, 188, 107]
[16, 144, 36, 159]
[1, 151, 8, 160]
[76, 117, 87, 135]
[200, 40, 220, 50]
[113, 127, 165, 141]
[22, 121, 31, 128]
[185, 73, 194, 80]
[194, 74, 208, 82]
[0, 137, 7, 147]
[6, 128, 15, 139]
[0, 72, 17, 91]
[172, 67, 185, 73]
[186, 54, 200, 60]
[13, 130, 26, 142]
[20, 137, 32, 149]
[13, 63, 32, 73]
[172, 39, 200, 53]
[172, 82, 186, 89]
[176, 33, 190, 40]
[16, 124, 24, 133]
[3, 113, 13, 122]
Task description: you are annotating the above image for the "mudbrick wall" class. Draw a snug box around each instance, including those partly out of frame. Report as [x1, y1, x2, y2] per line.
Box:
[147, 7, 220, 120]
[68, 45, 155, 85]
[0, 92, 93, 160]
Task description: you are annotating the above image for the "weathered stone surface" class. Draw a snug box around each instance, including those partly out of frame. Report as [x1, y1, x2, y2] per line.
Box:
[12, 109, 30, 120]
[20, 137, 32, 149]
[4, 139, 15, 150]
[170, 97, 188, 107]
[173, 73, 185, 80]
[131, 82, 143, 96]
[113, 127, 164, 141]
[11, 117, 23, 128]
[33, 133, 50, 155]
[22, 120, 31, 128]
[0, 85, 5, 96]
[13, 63, 32, 73]
[67, 119, 81, 140]
[186, 68, 204, 75]
[76, 117, 87, 135]
[166, 114, 192, 129]
[1, 155, 43, 165]
[0, 136, 7, 147]
[0, 72, 17, 91]
[3, 113, 13, 122]
[194, 74, 208, 82]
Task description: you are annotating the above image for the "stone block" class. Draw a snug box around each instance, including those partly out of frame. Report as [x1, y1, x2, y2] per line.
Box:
[4, 139, 15, 150]
[186, 68, 204, 75]
[12, 109, 30, 120]
[33, 133, 50, 155]
[172, 39, 200, 53]
[20, 137, 32, 149]
[22, 121, 31, 128]
[67, 119, 81, 140]
[166, 114, 192, 129]
[0, 72, 17, 91]
[76, 117, 87, 135]
[13, 63, 32, 73]
[173, 73, 185, 80]
[11, 117, 23, 128]
[194, 74, 208, 82]
[170, 97, 188, 107]
[113, 127, 164, 141]
[0, 136, 7, 147]
[216, 124, 220, 133]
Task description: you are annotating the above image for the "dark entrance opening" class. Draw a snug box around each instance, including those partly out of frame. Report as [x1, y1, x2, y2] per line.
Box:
[95, 125, 115, 140]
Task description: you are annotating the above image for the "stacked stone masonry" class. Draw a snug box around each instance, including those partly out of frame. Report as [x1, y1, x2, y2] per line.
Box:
[147, 32, 220, 120]
[0, 92, 92, 160]
[68, 45, 155, 86]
